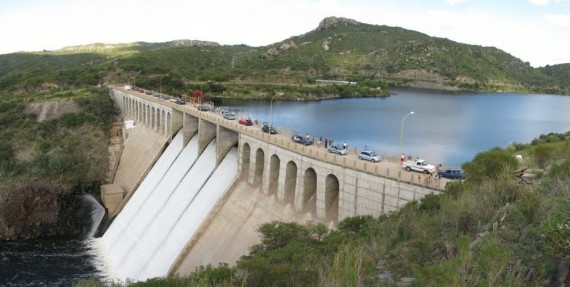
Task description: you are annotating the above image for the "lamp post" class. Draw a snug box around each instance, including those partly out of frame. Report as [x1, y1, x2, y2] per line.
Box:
[160, 74, 169, 95]
[269, 92, 283, 132]
[399, 111, 415, 157]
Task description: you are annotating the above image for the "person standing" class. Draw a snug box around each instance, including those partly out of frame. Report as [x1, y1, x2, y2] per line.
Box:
[400, 153, 405, 165]
[324, 138, 328, 148]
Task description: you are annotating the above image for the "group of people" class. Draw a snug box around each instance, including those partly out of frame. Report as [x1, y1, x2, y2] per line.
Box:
[315, 136, 347, 149]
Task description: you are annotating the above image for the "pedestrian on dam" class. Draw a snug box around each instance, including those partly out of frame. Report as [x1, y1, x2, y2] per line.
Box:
[400, 154, 405, 165]
[324, 138, 328, 148]
[318, 136, 323, 147]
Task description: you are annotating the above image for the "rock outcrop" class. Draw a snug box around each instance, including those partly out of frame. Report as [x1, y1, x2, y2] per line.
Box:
[0, 179, 94, 240]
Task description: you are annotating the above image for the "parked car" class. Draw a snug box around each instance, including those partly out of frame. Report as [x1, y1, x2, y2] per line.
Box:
[328, 143, 347, 155]
[402, 159, 436, 174]
[292, 134, 312, 145]
[239, 118, 253, 126]
[262, 124, 277, 134]
[438, 169, 465, 180]
[223, 112, 236, 120]
[173, 98, 185, 105]
[359, 150, 381, 162]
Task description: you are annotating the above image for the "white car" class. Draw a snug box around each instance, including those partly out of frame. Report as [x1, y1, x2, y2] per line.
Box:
[402, 159, 436, 174]
[359, 150, 381, 162]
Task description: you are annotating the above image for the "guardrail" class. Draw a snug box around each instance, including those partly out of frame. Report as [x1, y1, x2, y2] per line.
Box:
[114, 86, 446, 191]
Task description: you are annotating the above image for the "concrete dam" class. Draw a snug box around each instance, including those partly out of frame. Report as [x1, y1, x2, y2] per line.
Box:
[97, 87, 442, 281]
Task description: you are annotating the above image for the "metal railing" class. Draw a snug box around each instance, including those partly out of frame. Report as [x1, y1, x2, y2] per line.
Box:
[114, 86, 446, 191]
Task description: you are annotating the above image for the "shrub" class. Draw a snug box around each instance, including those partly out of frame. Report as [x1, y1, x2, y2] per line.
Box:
[419, 193, 441, 213]
[531, 144, 556, 168]
[541, 198, 570, 259]
[462, 147, 519, 183]
[337, 215, 374, 234]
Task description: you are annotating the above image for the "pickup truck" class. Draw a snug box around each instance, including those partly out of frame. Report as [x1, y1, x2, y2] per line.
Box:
[402, 159, 436, 174]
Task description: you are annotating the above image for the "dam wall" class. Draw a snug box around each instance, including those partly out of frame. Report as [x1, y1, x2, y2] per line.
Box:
[101, 86, 442, 281]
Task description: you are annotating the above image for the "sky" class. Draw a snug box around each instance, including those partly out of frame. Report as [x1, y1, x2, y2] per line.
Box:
[0, 0, 568, 67]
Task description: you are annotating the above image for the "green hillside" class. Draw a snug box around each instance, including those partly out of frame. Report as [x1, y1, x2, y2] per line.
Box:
[539, 63, 570, 87]
[0, 16, 568, 98]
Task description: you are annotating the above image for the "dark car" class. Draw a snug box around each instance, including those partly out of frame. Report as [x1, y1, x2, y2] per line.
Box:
[438, 169, 465, 180]
[292, 134, 312, 145]
[262, 124, 277, 134]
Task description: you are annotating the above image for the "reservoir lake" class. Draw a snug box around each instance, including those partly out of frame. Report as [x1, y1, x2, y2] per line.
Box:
[218, 89, 570, 168]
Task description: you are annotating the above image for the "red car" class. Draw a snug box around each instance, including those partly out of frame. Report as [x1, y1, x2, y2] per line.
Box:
[239, 118, 253, 126]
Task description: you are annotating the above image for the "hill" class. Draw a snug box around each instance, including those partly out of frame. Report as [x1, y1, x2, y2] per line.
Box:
[539, 63, 570, 87]
[0, 16, 568, 98]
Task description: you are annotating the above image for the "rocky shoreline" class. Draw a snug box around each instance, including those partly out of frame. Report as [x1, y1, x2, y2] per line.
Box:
[0, 179, 96, 240]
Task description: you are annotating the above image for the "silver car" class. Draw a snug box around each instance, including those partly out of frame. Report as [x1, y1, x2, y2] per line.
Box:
[359, 150, 381, 162]
[327, 144, 347, 155]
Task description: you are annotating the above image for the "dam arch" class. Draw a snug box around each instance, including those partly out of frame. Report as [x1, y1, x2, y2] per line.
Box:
[283, 161, 297, 205]
[241, 143, 251, 178]
[268, 154, 280, 196]
[325, 174, 340, 224]
[254, 148, 264, 185]
[301, 167, 317, 216]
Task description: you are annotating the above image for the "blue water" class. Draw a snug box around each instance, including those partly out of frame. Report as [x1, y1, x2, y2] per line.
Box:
[217, 89, 570, 167]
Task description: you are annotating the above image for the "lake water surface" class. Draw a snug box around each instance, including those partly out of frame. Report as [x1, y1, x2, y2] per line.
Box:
[218, 89, 570, 167]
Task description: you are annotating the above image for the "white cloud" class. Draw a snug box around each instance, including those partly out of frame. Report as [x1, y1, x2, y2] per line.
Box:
[529, 0, 550, 6]
[446, 0, 469, 6]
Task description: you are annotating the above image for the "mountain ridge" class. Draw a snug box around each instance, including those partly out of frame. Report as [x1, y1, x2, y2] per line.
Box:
[0, 16, 568, 96]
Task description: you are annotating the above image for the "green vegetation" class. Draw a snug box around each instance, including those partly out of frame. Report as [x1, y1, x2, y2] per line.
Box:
[74, 132, 569, 286]
[0, 87, 116, 192]
[539, 63, 570, 94]
[1, 17, 568, 100]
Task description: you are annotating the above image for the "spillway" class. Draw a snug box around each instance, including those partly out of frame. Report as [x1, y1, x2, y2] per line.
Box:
[138, 147, 238, 280]
[102, 132, 185, 249]
[98, 130, 238, 282]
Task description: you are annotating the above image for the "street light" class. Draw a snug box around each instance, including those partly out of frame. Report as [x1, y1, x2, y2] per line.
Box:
[160, 74, 169, 95]
[269, 92, 284, 132]
[399, 111, 415, 157]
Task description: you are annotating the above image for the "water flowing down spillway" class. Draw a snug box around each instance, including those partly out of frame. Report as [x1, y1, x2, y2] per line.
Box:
[138, 147, 238, 280]
[101, 132, 185, 249]
[98, 131, 238, 282]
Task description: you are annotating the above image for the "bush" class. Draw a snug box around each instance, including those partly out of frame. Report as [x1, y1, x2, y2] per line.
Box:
[419, 193, 441, 213]
[531, 144, 556, 168]
[462, 147, 519, 183]
[541, 198, 570, 259]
